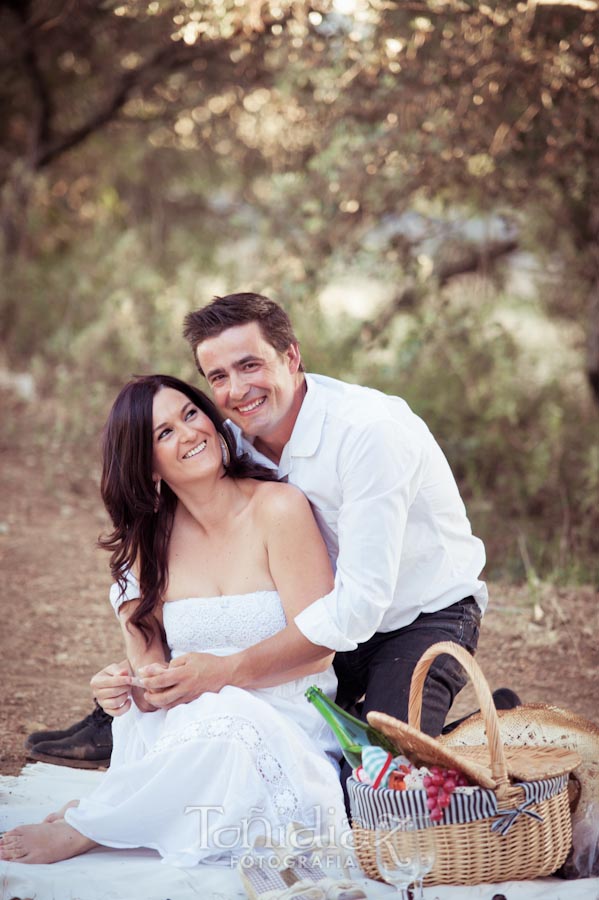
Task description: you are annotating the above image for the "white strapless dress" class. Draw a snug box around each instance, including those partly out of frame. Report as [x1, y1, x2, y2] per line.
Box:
[64, 591, 346, 867]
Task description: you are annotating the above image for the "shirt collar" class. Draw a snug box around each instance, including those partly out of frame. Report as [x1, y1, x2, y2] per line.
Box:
[276, 374, 326, 479]
[285, 374, 326, 459]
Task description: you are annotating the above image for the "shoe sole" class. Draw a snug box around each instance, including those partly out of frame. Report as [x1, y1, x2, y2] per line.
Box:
[25, 737, 69, 752]
[26, 749, 110, 770]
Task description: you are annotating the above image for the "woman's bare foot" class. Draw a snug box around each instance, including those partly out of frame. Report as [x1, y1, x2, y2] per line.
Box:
[43, 798, 80, 823]
[0, 819, 97, 864]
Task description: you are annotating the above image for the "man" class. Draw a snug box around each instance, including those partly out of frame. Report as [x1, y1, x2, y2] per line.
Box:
[27, 292, 511, 769]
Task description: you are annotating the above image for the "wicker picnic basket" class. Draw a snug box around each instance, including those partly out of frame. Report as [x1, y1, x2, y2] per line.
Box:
[349, 641, 579, 886]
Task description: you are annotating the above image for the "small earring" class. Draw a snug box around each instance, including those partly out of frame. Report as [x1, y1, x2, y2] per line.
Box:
[153, 479, 161, 512]
[218, 434, 230, 468]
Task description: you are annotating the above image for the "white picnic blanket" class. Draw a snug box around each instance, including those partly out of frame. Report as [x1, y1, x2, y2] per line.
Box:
[1, 764, 598, 900]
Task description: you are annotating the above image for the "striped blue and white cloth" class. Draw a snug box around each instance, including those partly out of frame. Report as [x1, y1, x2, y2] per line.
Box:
[348, 774, 568, 832]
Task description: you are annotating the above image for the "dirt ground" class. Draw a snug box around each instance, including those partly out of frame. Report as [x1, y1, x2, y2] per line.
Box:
[1, 390, 598, 776]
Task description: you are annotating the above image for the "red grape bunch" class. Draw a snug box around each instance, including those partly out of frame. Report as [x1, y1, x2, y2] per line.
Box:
[423, 765, 470, 822]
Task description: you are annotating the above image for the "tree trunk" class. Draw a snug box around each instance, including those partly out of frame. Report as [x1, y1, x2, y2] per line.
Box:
[587, 277, 599, 405]
[0, 164, 35, 266]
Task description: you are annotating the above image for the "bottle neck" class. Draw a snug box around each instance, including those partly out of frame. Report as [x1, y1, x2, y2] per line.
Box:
[305, 685, 398, 757]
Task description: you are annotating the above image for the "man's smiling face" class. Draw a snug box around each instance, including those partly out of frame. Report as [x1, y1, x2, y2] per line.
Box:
[196, 321, 303, 452]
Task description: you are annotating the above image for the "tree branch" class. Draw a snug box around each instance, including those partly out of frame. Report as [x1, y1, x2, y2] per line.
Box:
[33, 40, 223, 170]
[7, 0, 54, 159]
[28, 2, 290, 173]
[360, 238, 519, 345]
[436, 238, 519, 286]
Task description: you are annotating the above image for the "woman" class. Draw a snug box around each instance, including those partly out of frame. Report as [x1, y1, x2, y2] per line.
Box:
[0, 375, 345, 865]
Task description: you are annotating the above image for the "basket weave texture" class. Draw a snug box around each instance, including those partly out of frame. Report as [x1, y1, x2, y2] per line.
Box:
[350, 641, 577, 886]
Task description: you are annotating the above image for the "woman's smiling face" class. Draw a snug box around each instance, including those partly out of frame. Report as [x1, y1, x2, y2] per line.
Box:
[151, 387, 222, 487]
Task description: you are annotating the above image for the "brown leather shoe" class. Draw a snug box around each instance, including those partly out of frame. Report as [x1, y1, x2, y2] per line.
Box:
[25, 703, 112, 750]
[26, 704, 113, 769]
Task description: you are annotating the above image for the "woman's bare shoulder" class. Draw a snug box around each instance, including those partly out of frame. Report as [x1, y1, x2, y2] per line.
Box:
[250, 479, 311, 520]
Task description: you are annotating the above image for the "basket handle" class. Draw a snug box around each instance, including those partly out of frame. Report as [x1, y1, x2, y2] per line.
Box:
[408, 641, 510, 791]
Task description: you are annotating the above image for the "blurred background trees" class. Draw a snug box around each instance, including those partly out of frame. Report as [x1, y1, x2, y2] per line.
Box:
[1, 0, 598, 582]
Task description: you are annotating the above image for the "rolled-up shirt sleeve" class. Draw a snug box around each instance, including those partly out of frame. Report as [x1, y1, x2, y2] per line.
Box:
[109, 571, 140, 617]
[294, 417, 423, 651]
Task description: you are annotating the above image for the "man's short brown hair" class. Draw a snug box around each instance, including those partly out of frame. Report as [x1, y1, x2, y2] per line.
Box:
[183, 292, 304, 374]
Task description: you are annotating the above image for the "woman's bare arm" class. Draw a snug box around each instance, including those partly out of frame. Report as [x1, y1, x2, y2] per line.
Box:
[252, 482, 336, 682]
[116, 599, 168, 712]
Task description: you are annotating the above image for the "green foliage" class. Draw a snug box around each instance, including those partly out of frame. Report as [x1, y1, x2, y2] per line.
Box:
[1, 0, 598, 584]
[3, 210, 599, 582]
[344, 292, 599, 584]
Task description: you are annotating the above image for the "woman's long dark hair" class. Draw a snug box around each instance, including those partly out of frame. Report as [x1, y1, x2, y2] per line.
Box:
[99, 374, 275, 644]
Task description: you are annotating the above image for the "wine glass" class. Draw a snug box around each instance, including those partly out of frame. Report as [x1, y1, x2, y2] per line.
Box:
[375, 814, 421, 898]
[409, 814, 436, 900]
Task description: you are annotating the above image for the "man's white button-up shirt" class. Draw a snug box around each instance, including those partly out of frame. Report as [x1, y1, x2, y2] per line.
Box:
[236, 373, 487, 654]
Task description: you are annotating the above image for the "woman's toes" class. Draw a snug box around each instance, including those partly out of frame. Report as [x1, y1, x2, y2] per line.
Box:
[0, 831, 27, 859]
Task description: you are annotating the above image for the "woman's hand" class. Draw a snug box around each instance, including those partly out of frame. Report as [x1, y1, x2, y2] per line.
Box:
[90, 661, 132, 717]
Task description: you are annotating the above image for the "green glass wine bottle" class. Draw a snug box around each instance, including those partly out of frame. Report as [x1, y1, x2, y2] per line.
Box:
[305, 685, 398, 769]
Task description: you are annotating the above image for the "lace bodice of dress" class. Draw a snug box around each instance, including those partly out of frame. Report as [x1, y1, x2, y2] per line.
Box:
[163, 590, 287, 658]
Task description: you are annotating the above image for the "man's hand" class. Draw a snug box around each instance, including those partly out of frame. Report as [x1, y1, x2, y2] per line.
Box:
[139, 653, 233, 710]
[91, 661, 132, 717]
